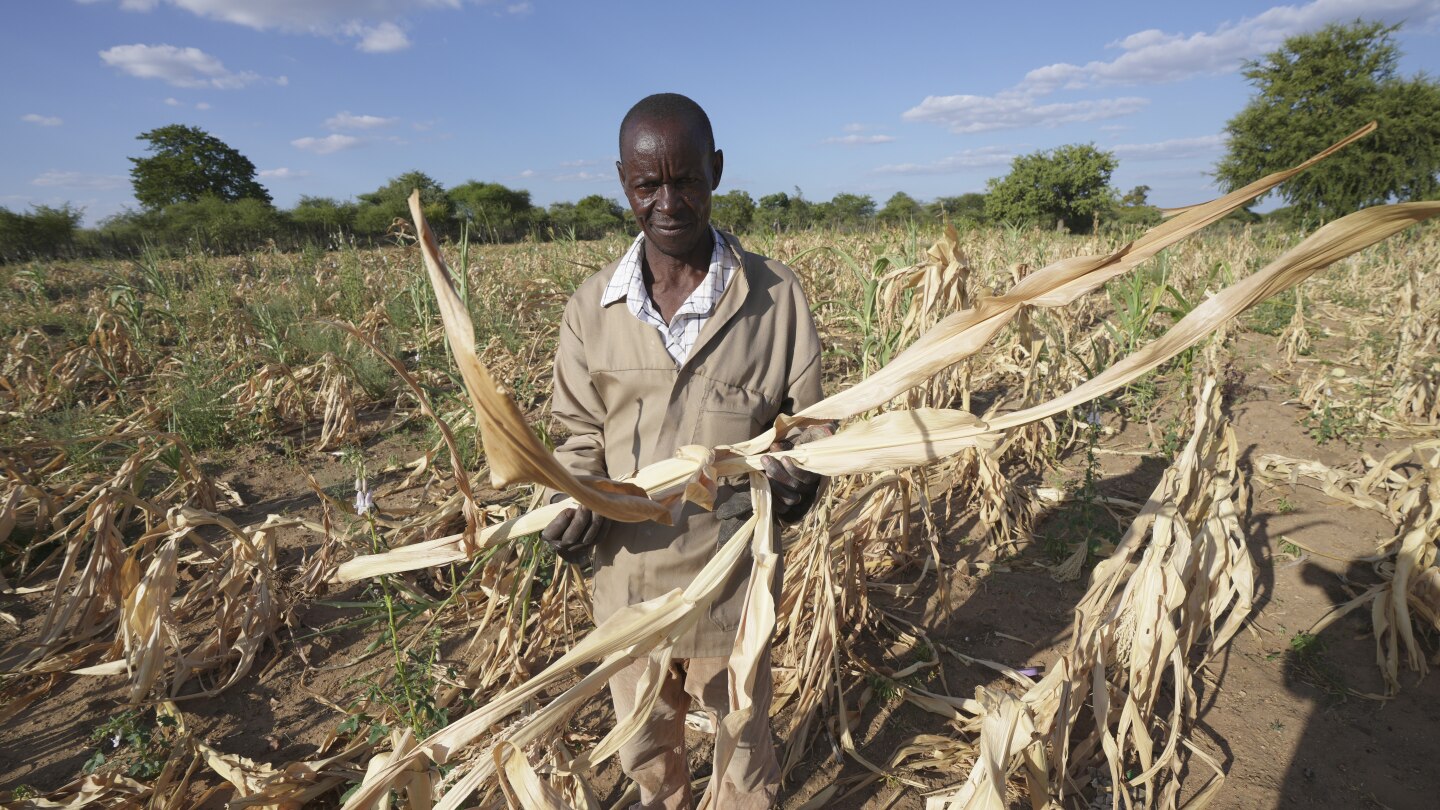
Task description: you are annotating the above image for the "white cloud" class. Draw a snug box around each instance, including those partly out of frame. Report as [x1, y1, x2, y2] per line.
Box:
[90, 0, 498, 51]
[31, 170, 127, 190]
[101, 1, 463, 29]
[21, 113, 63, 126]
[163, 97, 182, 106]
[904, 93, 1148, 134]
[842, 122, 866, 133]
[506, 2, 532, 15]
[560, 159, 597, 168]
[326, 111, 398, 130]
[518, 169, 536, 178]
[903, 1, 1440, 136]
[1111, 134, 1227, 160]
[874, 147, 1017, 175]
[824, 134, 896, 145]
[1021, 0, 1440, 91]
[99, 44, 266, 89]
[292, 134, 362, 154]
[554, 171, 609, 182]
[259, 167, 310, 179]
[351, 21, 410, 52]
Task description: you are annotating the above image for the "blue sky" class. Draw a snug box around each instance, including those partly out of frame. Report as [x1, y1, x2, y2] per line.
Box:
[5, 0, 1439, 226]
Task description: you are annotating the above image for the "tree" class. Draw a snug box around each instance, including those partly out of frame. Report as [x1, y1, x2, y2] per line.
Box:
[130, 125, 270, 210]
[823, 193, 876, 230]
[985, 144, 1117, 232]
[289, 196, 357, 242]
[1215, 21, 1440, 222]
[0, 204, 82, 260]
[448, 181, 537, 242]
[1121, 185, 1151, 207]
[757, 189, 815, 232]
[711, 190, 756, 233]
[355, 171, 450, 236]
[927, 193, 987, 224]
[573, 195, 625, 239]
[878, 192, 923, 225]
[160, 196, 280, 253]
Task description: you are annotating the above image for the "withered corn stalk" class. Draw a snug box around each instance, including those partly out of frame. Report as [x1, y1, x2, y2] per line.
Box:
[926, 371, 1249, 809]
[1258, 439, 1440, 695]
[336, 123, 1440, 809]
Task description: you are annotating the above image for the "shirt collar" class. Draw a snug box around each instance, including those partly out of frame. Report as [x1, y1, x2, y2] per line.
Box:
[601, 226, 732, 308]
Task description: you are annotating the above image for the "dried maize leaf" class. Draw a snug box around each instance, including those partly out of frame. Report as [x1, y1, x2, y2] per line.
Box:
[407, 191, 669, 526]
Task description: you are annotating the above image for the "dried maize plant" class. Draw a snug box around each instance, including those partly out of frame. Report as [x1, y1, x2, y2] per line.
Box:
[0, 699, 373, 809]
[338, 124, 1440, 808]
[1257, 439, 1440, 694]
[87, 308, 147, 383]
[882, 223, 974, 410]
[0, 329, 54, 410]
[877, 226, 1053, 551]
[1388, 263, 1440, 424]
[63, 508, 294, 701]
[0, 435, 263, 711]
[310, 352, 362, 450]
[226, 362, 312, 431]
[228, 350, 364, 449]
[927, 375, 1252, 810]
[1277, 289, 1311, 364]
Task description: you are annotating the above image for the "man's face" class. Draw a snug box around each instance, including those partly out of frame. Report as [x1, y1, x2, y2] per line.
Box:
[616, 117, 723, 261]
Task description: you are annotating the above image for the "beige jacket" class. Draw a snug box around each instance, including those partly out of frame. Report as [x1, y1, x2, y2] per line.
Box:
[549, 231, 823, 657]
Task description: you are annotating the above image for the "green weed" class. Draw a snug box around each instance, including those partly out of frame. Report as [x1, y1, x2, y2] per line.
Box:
[84, 709, 177, 781]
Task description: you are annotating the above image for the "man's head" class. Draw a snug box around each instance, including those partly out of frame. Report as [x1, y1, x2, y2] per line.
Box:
[616, 93, 724, 263]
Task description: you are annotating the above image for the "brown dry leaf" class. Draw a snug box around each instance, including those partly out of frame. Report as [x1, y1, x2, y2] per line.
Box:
[406, 190, 670, 526]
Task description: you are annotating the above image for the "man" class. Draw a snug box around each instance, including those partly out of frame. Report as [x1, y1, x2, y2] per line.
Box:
[540, 93, 824, 809]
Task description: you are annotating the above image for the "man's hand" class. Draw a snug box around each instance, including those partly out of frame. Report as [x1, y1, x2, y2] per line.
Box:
[541, 502, 606, 564]
[761, 423, 835, 523]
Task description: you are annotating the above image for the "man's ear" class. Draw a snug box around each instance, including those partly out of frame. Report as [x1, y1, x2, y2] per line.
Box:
[710, 149, 724, 190]
[615, 159, 626, 186]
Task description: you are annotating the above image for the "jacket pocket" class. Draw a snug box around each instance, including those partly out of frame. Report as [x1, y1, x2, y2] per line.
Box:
[695, 378, 769, 448]
[707, 514, 749, 633]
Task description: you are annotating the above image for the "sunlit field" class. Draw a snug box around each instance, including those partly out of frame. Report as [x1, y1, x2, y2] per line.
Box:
[2, 209, 1438, 808]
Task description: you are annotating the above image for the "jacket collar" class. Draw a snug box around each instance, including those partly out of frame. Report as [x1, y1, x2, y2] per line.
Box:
[680, 229, 751, 372]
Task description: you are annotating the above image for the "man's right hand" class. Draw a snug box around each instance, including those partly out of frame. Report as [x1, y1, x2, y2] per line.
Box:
[541, 503, 606, 564]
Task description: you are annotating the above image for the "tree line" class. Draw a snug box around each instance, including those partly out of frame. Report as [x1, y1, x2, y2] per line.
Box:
[3, 21, 1434, 262]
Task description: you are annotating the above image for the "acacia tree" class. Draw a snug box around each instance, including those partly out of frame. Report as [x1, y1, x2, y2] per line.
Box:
[985, 144, 1117, 232]
[878, 192, 923, 225]
[710, 190, 756, 233]
[129, 125, 270, 210]
[355, 171, 451, 236]
[449, 181, 537, 242]
[1215, 21, 1440, 222]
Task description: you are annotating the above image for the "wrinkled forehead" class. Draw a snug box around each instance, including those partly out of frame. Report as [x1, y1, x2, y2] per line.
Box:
[619, 114, 711, 161]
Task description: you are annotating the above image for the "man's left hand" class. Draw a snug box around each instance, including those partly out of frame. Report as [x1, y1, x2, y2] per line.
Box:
[761, 423, 835, 523]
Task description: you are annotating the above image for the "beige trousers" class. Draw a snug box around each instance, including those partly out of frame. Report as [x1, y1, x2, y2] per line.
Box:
[608, 651, 780, 810]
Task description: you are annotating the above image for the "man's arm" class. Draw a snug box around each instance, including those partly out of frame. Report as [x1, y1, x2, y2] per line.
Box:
[549, 300, 607, 483]
[764, 277, 828, 523]
[543, 298, 608, 562]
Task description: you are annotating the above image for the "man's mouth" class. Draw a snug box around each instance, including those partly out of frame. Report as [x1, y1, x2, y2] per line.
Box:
[651, 221, 691, 233]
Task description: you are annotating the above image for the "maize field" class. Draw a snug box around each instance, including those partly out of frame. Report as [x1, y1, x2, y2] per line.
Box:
[2, 129, 1439, 809]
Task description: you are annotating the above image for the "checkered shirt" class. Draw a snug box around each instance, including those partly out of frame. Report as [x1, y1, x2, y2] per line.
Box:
[600, 227, 735, 367]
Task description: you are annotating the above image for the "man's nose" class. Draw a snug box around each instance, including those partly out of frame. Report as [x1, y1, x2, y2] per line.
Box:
[655, 184, 682, 213]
